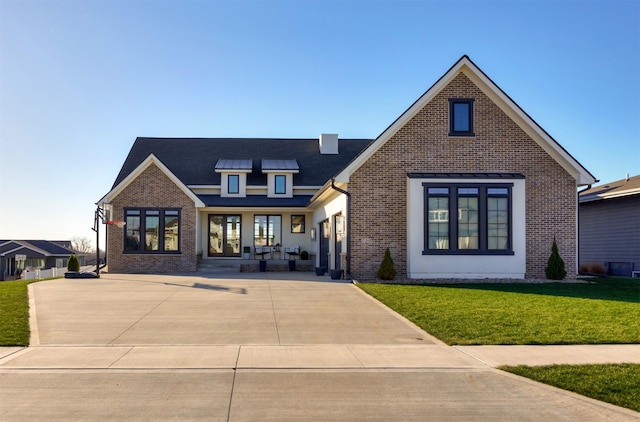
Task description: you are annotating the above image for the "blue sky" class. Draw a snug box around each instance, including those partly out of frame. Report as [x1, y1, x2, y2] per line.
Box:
[1, 0, 639, 246]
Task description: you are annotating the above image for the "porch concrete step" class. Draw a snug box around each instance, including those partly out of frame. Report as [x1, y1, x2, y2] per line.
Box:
[198, 259, 316, 273]
[197, 259, 243, 273]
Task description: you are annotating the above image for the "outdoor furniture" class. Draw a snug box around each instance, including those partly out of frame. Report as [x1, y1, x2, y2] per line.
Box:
[284, 245, 300, 260]
[254, 246, 271, 260]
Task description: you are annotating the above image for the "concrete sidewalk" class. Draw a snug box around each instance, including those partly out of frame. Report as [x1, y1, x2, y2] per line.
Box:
[456, 344, 640, 368]
[0, 273, 638, 421]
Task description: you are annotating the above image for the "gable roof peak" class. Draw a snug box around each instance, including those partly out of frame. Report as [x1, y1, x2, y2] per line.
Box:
[334, 56, 595, 186]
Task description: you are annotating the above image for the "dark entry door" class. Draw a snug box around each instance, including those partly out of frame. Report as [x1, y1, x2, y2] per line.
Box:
[319, 220, 329, 269]
[209, 215, 241, 257]
[334, 214, 342, 270]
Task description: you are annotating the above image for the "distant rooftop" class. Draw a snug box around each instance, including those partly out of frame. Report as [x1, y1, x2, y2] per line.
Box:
[579, 174, 640, 203]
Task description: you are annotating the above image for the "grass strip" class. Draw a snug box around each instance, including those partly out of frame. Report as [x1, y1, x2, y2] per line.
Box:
[0, 278, 48, 346]
[358, 278, 639, 345]
[501, 364, 640, 412]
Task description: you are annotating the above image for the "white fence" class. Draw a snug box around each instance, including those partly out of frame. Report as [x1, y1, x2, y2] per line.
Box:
[21, 267, 67, 280]
[21, 266, 96, 280]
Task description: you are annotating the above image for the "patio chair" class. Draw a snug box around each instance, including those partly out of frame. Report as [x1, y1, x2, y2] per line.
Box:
[284, 245, 300, 260]
[254, 246, 271, 260]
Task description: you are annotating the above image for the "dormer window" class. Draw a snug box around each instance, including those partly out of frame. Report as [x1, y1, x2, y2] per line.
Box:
[215, 159, 252, 197]
[228, 174, 240, 194]
[262, 159, 299, 198]
[274, 175, 286, 194]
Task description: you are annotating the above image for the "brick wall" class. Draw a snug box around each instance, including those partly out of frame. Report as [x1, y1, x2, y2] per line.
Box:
[106, 163, 198, 273]
[349, 73, 577, 280]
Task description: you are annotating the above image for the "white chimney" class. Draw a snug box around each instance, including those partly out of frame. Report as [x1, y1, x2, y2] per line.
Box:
[319, 133, 339, 154]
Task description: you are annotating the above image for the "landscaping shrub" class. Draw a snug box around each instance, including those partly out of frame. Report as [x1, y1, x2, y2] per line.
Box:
[377, 248, 397, 281]
[67, 254, 80, 272]
[300, 250, 309, 260]
[545, 238, 566, 280]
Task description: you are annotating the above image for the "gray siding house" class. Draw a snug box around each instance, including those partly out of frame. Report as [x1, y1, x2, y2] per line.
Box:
[0, 240, 83, 281]
[579, 174, 640, 277]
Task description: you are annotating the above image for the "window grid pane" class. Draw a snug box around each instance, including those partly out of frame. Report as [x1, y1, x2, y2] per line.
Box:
[164, 214, 179, 251]
[145, 212, 159, 251]
[487, 197, 509, 250]
[428, 197, 449, 249]
[125, 214, 140, 251]
[458, 197, 479, 249]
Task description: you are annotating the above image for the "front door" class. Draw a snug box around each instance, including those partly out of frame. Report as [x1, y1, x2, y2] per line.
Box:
[208, 215, 241, 257]
[319, 219, 329, 269]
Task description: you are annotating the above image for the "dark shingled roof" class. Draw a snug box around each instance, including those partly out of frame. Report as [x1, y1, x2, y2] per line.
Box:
[0, 240, 76, 256]
[579, 174, 640, 202]
[113, 138, 372, 188]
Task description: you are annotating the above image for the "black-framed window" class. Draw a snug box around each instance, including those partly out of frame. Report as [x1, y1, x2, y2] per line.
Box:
[124, 208, 181, 253]
[423, 183, 512, 255]
[254, 215, 281, 246]
[274, 175, 286, 194]
[291, 215, 305, 233]
[449, 98, 475, 136]
[228, 174, 239, 194]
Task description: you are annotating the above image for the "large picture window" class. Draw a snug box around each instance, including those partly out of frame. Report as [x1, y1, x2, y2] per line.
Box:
[254, 215, 281, 247]
[424, 183, 512, 255]
[124, 208, 181, 253]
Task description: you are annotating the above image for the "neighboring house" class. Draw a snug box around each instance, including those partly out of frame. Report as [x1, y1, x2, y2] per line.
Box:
[0, 240, 84, 281]
[579, 174, 640, 277]
[99, 56, 595, 280]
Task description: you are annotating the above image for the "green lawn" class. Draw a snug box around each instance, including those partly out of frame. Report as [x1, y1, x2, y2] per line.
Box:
[501, 364, 640, 412]
[358, 278, 640, 412]
[358, 278, 640, 345]
[0, 278, 47, 346]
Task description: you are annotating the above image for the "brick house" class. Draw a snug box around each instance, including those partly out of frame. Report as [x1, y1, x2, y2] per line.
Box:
[99, 56, 595, 280]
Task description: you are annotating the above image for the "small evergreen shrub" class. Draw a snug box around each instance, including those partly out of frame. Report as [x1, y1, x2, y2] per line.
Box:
[377, 248, 397, 281]
[300, 250, 309, 260]
[67, 254, 80, 272]
[545, 238, 566, 280]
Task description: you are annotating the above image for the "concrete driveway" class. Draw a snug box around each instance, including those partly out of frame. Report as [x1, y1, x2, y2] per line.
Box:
[0, 273, 637, 421]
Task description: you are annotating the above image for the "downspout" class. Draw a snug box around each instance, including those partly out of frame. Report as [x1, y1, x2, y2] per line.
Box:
[331, 178, 351, 280]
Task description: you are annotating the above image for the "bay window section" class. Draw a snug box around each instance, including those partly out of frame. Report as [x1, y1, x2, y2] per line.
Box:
[124, 208, 180, 253]
[423, 183, 513, 255]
